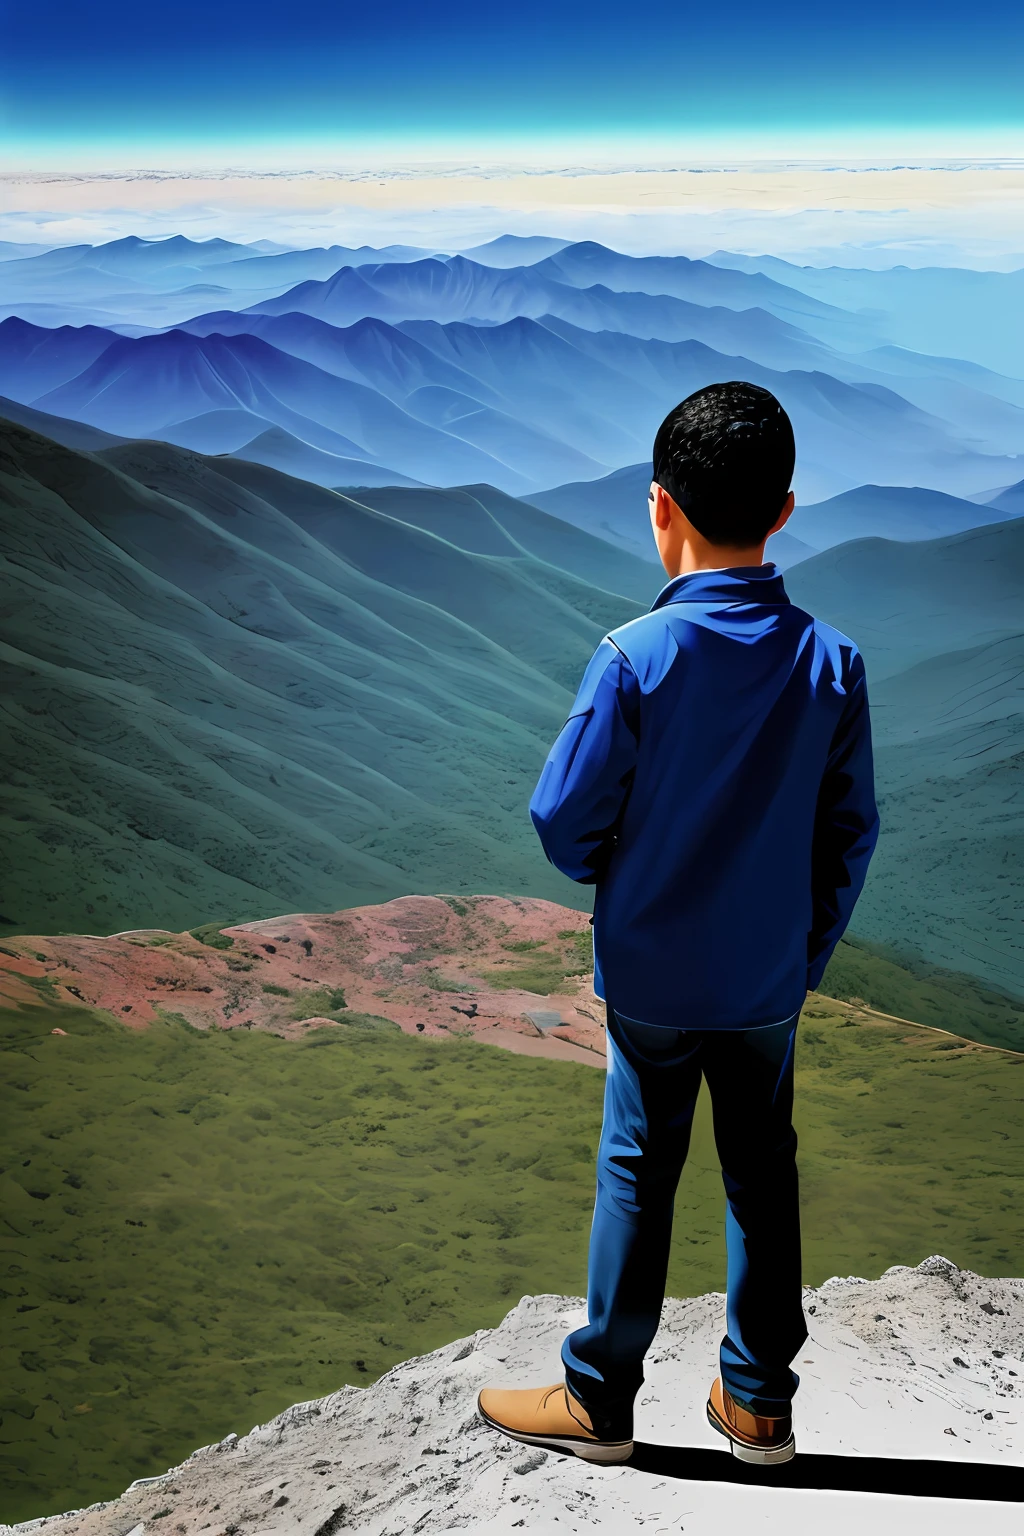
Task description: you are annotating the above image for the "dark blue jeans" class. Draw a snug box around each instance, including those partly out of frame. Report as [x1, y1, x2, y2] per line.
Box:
[562, 1006, 807, 1426]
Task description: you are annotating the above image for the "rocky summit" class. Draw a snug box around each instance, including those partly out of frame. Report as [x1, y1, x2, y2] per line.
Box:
[8, 1257, 1021, 1536]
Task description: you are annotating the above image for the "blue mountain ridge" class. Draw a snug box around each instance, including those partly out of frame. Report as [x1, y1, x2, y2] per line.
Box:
[5, 310, 1019, 499]
[31, 329, 555, 493]
[705, 250, 1024, 377]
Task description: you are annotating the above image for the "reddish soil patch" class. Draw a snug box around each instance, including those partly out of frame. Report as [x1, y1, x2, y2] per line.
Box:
[0, 895, 608, 1060]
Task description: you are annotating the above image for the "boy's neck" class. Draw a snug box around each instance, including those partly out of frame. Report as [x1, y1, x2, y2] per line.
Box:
[665, 542, 769, 578]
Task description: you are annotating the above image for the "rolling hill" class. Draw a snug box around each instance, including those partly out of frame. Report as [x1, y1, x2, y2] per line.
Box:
[340, 481, 662, 603]
[788, 519, 1024, 995]
[786, 515, 1024, 678]
[2, 412, 1021, 994]
[229, 426, 425, 488]
[0, 418, 648, 937]
[0, 393, 128, 452]
[786, 483, 1012, 549]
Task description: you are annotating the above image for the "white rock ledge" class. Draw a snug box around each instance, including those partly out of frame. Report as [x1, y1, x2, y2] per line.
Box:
[7, 1257, 1023, 1536]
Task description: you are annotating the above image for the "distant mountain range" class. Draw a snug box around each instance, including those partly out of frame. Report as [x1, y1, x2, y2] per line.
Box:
[3, 308, 1020, 498]
[706, 250, 1024, 378]
[3, 235, 1024, 499]
[2, 415, 1020, 999]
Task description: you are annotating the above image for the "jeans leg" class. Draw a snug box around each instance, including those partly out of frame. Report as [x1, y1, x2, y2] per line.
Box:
[702, 1015, 807, 1415]
[562, 1009, 703, 1426]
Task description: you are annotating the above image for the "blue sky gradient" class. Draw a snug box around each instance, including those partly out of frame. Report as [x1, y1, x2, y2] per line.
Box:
[3, 0, 1024, 164]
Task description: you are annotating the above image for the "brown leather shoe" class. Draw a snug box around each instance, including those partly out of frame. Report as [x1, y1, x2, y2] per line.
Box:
[706, 1377, 795, 1465]
[477, 1382, 633, 1463]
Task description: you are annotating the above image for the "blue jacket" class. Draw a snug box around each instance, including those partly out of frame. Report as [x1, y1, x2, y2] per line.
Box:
[530, 564, 879, 1030]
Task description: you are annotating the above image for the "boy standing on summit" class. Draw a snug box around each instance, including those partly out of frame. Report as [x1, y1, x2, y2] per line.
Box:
[478, 382, 879, 1467]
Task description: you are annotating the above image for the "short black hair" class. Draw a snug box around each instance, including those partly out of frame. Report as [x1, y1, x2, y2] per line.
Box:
[652, 382, 795, 546]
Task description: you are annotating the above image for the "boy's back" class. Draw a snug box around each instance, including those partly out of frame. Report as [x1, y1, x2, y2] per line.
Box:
[531, 562, 876, 1029]
[478, 381, 879, 1471]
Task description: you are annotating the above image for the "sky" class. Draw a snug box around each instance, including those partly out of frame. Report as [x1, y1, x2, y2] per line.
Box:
[3, 0, 1024, 167]
[3, 1, 1024, 264]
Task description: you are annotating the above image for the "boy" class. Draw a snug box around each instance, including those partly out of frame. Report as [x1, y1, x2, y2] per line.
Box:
[478, 382, 879, 1467]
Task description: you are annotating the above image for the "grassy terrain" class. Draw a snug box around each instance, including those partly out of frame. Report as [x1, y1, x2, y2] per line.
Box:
[3, 995, 1023, 1522]
[480, 928, 594, 994]
[819, 933, 1024, 1052]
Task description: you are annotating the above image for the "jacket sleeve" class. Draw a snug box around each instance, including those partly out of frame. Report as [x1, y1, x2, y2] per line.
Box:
[529, 638, 642, 884]
[807, 647, 881, 991]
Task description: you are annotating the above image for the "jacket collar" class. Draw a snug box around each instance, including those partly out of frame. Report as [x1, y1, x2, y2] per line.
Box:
[651, 562, 790, 611]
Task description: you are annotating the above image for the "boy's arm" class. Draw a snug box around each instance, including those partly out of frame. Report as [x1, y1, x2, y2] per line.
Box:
[530, 637, 642, 884]
[807, 647, 880, 991]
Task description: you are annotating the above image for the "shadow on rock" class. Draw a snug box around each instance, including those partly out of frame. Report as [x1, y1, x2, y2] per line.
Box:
[629, 1442, 1024, 1501]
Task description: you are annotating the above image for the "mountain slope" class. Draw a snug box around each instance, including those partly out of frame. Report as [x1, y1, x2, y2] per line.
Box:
[787, 483, 1011, 551]
[789, 521, 1024, 994]
[229, 426, 425, 488]
[459, 232, 572, 265]
[525, 461, 657, 557]
[988, 475, 1024, 516]
[339, 481, 661, 604]
[525, 464, 1001, 565]
[786, 516, 1024, 678]
[0, 315, 120, 397]
[0, 419, 642, 936]
[531, 241, 860, 330]
[32, 330, 543, 491]
[858, 635, 1024, 994]
[0, 394, 128, 453]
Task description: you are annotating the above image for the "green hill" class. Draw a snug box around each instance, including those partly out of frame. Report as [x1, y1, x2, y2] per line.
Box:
[788, 521, 1024, 999]
[819, 933, 1024, 1051]
[2, 416, 1020, 1000]
[0, 420, 647, 937]
[786, 516, 1024, 679]
[337, 479, 662, 604]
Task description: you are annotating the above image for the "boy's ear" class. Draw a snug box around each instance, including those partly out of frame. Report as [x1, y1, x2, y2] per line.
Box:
[768, 491, 796, 536]
[649, 482, 680, 531]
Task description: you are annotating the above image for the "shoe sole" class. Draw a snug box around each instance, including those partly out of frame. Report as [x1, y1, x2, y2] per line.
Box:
[706, 1401, 796, 1465]
[477, 1404, 632, 1464]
